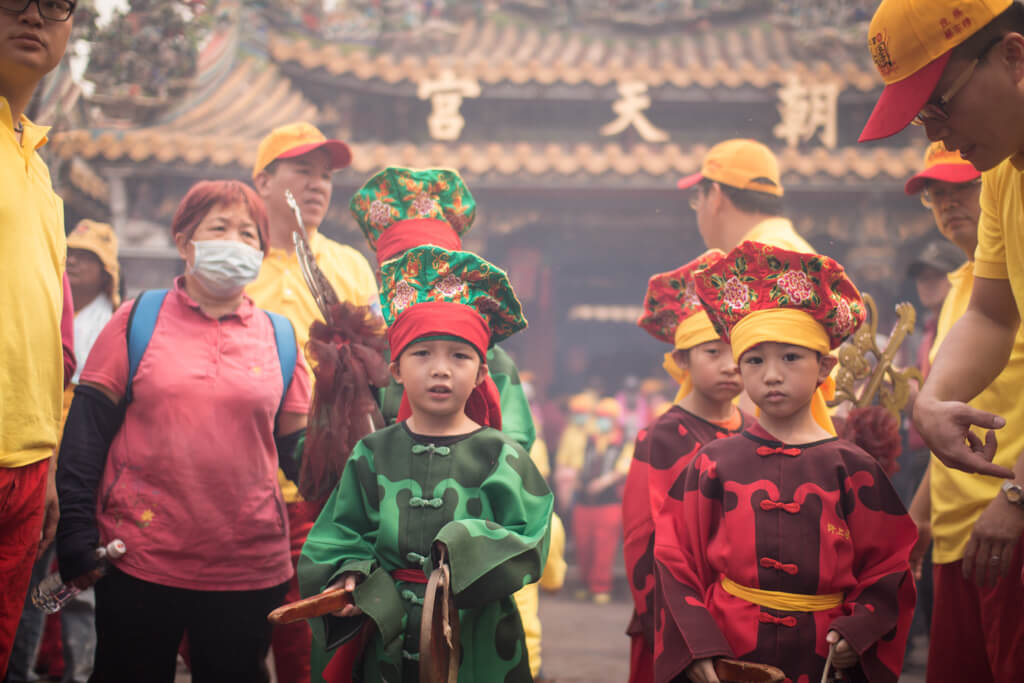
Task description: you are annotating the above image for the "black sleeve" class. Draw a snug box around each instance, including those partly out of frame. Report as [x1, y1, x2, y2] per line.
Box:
[276, 429, 305, 485]
[56, 385, 125, 581]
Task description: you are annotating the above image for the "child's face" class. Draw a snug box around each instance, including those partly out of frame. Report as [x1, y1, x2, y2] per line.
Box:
[390, 339, 488, 420]
[674, 340, 742, 403]
[739, 342, 835, 420]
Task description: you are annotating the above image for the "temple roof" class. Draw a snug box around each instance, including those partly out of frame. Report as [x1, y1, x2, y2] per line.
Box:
[269, 19, 877, 92]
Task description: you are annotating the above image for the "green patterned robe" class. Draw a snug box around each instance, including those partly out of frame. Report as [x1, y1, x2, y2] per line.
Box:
[298, 423, 553, 683]
[379, 345, 536, 453]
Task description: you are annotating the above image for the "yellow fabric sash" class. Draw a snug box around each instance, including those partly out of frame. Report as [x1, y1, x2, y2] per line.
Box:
[663, 312, 721, 402]
[729, 308, 836, 435]
[720, 576, 843, 612]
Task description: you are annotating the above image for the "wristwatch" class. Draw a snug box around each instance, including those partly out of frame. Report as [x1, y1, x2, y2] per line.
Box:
[1002, 481, 1024, 509]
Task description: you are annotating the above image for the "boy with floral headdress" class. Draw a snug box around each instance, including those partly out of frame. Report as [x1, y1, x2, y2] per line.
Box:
[298, 245, 552, 683]
[653, 242, 916, 683]
[623, 250, 751, 683]
[350, 167, 536, 456]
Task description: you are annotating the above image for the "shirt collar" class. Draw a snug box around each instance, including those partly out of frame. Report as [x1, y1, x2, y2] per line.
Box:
[172, 275, 257, 325]
[265, 228, 323, 262]
[1, 97, 50, 155]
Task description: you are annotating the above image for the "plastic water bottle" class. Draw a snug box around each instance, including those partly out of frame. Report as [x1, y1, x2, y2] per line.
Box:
[31, 539, 126, 614]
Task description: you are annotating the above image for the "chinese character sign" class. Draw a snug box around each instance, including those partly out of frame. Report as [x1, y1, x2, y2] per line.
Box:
[417, 69, 482, 141]
[601, 81, 668, 143]
[773, 77, 839, 150]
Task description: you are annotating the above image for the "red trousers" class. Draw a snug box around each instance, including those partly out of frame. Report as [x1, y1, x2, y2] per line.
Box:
[573, 503, 621, 595]
[272, 499, 320, 683]
[926, 540, 1024, 683]
[0, 459, 48, 675]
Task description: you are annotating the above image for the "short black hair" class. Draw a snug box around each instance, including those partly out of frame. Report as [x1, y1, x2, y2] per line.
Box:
[952, 1, 1024, 60]
[698, 178, 784, 216]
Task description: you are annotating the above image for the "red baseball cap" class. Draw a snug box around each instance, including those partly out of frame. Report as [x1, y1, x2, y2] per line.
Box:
[905, 141, 981, 194]
[859, 0, 1012, 142]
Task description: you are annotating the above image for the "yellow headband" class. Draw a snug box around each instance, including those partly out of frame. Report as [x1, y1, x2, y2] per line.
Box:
[662, 311, 723, 401]
[730, 308, 835, 435]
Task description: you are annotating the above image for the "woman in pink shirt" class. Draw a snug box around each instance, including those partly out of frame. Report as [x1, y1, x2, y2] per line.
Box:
[54, 181, 311, 683]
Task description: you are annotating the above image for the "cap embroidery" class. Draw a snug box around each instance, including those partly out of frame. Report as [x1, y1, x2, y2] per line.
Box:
[870, 30, 895, 75]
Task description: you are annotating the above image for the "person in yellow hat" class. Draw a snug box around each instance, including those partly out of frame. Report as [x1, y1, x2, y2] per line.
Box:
[677, 139, 814, 254]
[553, 392, 595, 515]
[654, 241, 916, 683]
[247, 121, 378, 683]
[572, 397, 633, 605]
[858, 1, 1024, 493]
[902, 141, 1024, 683]
[622, 250, 751, 683]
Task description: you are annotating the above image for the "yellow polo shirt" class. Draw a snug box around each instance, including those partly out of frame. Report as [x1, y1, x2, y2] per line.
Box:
[741, 216, 815, 253]
[1, 100, 66, 468]
[928, 261, 1024, 563]
[247, 230, 377, 501]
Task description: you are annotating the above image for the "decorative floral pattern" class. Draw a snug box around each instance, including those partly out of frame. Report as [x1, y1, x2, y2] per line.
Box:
[380, 246, 527, 345]
[694, 240, 865, 349]
[350, 167, 476, 250]
[637, 249, 725, 344]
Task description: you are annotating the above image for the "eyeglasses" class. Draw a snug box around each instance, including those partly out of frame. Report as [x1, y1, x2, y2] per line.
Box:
[0, 0, 76, 22]
[688, 181, 713, 210]
[912, 38, 1002, 126]
[921, 179, 982, 208]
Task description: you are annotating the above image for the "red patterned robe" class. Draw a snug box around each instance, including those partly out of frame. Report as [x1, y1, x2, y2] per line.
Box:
[653, 423, 916, 683]
[622, 406, 750, 683]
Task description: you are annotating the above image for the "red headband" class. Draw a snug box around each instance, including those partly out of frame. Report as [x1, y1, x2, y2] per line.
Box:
[388, 302, 500, 430]
[376, 218, 462, 264]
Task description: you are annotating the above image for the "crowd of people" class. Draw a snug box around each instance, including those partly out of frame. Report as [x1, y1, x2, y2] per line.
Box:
[4, 1, 1024, 683]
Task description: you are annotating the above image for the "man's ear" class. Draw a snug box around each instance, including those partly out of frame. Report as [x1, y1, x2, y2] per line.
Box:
[389, 360, 403, 385]
[252, 170, 271, 198]
[818, 354, 838, 385]
[671, 348, 690, 371]
[475, 362, 489, 387]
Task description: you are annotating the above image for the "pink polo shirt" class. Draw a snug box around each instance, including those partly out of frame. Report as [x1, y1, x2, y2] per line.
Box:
[81, 278, 310, 591]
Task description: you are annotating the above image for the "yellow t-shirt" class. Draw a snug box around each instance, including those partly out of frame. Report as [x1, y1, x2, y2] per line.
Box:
[1, 102, 66, 469]
[928, 261, 1024, 563]
[741, 216, 815, 253]
[513, 511, 566, 677]
[246, 230, 378, 501]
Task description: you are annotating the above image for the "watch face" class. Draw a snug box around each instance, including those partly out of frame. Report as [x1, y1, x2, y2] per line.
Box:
[1006, 483, 1024, 504]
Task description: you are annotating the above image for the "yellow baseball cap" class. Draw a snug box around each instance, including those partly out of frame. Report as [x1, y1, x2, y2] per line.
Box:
[252, 122, 352, 179]
[676, 139, 783, 197]
[67, 219, 121, 307]
[905, 140, 982, 194]
[859, 0, 1012, 142]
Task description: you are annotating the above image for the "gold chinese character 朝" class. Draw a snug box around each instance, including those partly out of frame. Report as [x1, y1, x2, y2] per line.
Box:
[416, 69, 482, 141]
[773, 77, 839, 150]
[600, 81, 669, 143]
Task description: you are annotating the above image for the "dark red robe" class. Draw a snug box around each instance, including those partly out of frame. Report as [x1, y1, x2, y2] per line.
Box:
[653, 423, 916, 683]
[622, 405, 749, 683]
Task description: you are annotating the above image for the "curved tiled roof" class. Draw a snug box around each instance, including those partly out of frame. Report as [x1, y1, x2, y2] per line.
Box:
[269, 20, 879, 92]
[49, 133, 923, 183]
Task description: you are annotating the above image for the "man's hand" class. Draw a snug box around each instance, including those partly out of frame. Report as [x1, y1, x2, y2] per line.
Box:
[39, 453, 59, 554]
[826, 630, 859, 669]
[962, 492, 1024, 586]
[685, 658, 721, 683]
[909, 516, 931, 581]
[69, 567, 105, 591]
[328, 573, 363, 617]
[912, 399, 1012, 478]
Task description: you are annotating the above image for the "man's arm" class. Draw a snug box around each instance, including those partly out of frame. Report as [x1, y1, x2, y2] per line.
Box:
[914, 276, 1018, 477]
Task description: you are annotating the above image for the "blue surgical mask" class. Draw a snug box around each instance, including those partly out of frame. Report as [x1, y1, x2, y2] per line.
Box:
[595, 417, 614, 433]
[189, 240, 263, 297]
[572, 414, 589, 426]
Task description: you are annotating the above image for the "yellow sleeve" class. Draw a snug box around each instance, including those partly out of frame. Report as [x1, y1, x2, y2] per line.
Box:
[539, 512, 567, 591]
[555, 426, 585, 470]
[529, 438, 551, 479]
[614, 442, 635, 475]
[974, 165, 1010, 280]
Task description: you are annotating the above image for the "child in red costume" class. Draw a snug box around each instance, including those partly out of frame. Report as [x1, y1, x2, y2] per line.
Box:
[623, 250, 751, 683]
[654, 242, 916, 683]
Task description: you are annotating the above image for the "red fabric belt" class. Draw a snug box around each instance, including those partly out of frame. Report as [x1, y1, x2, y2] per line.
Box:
[391, 568, 428, 584]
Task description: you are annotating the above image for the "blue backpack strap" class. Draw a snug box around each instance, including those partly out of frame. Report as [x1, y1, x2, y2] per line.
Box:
[125, 289, 169, 404]
[265, 311, 297, 413]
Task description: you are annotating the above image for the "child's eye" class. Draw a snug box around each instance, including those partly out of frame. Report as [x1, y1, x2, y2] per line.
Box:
[744, 356, 762, 365]
[453, 352, 472, 360]
[410, 349, 429, 357]
[783, 353, 801, 362]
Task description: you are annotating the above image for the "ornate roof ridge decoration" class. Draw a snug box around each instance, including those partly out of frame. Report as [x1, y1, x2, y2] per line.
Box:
[49, 133, 924, 182]
[268, 19, 879, 92]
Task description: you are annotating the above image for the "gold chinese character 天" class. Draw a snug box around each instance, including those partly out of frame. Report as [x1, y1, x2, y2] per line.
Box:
[773, 76, 840, 150]
[600, 81, 669, 143]
[416, 68, 482, 141]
